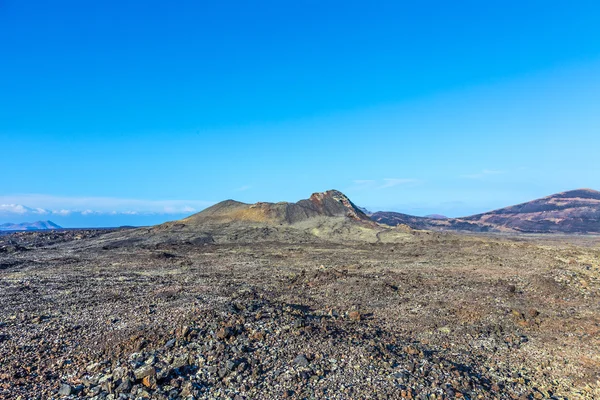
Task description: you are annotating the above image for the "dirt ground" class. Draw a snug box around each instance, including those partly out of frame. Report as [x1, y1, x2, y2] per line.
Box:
[0, 230, 599, 399]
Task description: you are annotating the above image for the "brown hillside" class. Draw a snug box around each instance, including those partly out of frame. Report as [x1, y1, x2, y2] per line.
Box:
[372, 189, 600, 234]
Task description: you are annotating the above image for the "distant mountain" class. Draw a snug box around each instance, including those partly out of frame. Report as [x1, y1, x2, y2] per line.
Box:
[93, 188, 600, 248]
[461, 189, 600, 233]
[424, 214, 447, 220]
[372, 189, 600, 234]
[370, 212, 489, 232]
[357, 206, 372, 216]
[0, 221, 62, 231]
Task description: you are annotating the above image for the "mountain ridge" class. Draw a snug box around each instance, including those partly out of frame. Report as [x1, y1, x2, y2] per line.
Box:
[373, 188, 600, 234]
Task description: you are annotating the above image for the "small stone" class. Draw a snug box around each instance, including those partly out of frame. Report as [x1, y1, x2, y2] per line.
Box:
[181, 381, 195, 397]
[438, 326, 451, 334]
[226, 360, 237, 371]
[294, 354, 309, 367]
[349, 311, 361, 321]
[86, 362, 101, 372]
[134, 365, 156, 380]
[156, 366, 172, 381]
[142, 374, 157, 390]
[115, 379, 132, 394]
[393, 372, 408, 382]
[237, 361, 248, 373]
[58, 383, 72, 396]
[88, 386, 101, 396]
[72, 385, 84, 394]
[171, 354, 189, 369]
[216, 327, 233, 340]
[101, 379, 115, 394]
[177, 325, 190, 338]
[218, 367, 228, 378]
[292, 319, 304, 329]
[112, 367, 127, 380]
[300, 370, 310, 380]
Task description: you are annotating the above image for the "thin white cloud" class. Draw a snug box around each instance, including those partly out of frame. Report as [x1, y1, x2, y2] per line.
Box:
[0, 195, 214, 216]
[0, 204, 50, 215]
[235, 185, 252, 192]
[52, 209, 72, 216]
[379, 178, 419, 189]
[163, 206, 197, 214]
[461, 169, 504, 179]
[0, 204, 30, 214]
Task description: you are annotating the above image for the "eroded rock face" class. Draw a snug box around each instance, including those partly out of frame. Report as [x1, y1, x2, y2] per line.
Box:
[304, 190, 371, 222]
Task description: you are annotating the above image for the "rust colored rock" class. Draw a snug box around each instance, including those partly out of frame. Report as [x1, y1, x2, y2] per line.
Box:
[142, 374, 157, 389]
[216, 327, 233, 340]
[349, 311, 361, 321]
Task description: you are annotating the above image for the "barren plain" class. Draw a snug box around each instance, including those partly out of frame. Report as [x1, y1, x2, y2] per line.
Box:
[1, 227, 599, 399]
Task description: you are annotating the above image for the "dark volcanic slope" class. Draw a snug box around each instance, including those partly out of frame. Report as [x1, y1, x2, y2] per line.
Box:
[370, 212, 439, 230]
[370, 212, 490, 232]
[463, 188, 600, 233]
[372, 189, 600, 234]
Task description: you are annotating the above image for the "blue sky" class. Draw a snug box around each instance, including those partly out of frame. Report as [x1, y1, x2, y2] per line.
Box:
[1, 1, 599, 227]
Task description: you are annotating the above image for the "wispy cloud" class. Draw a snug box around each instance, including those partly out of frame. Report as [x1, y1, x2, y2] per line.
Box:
[0, 204, 48, 215]
[0, 204, 30, 214]
[0, 194, 214, 216]
[52, 209, 72, 216]
[461, 169, 504, 179]
[235, 185, 252, 192]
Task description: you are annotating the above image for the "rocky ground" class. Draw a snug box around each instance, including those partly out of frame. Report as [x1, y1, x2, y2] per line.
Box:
[0, 230, 599, 399]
